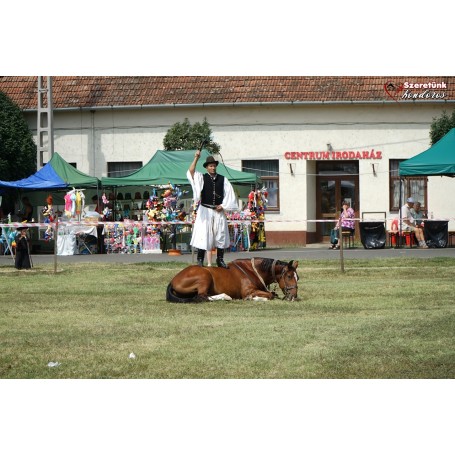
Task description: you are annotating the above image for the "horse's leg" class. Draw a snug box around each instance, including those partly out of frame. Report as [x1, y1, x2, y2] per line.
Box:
[242, 289, 277, 300]
[171, 268, 214, 301]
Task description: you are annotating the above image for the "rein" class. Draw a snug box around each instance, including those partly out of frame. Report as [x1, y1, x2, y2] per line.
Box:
[231, 258, 298, 299]
[251, 258, 277, 291]
[231, 258, 278, 292]
[231, 260, 268, 292]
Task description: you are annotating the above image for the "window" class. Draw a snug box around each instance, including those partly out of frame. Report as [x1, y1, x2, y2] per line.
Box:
[107, 162, 142, 177]
[389, 160, 427, 211]
[242, 160, 279, 211]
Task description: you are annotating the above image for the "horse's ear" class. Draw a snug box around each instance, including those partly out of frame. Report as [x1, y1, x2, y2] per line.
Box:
[288, 260, 298, 269]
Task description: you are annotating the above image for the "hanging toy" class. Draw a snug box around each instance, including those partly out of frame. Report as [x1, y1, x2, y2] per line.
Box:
[70, 191, 77, 216]
[75, 190, 82, 215]
[64, 191, 72, 217]
[42, 195, 55, 223]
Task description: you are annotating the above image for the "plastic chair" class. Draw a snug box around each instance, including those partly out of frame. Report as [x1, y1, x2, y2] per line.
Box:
[388, 219, 415, 248]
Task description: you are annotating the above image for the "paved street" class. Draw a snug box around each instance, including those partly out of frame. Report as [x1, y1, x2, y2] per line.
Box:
[2, 244, 455, 267]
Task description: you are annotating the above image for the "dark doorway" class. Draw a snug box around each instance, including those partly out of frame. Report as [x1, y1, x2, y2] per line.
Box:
[316, 161, 359, 242]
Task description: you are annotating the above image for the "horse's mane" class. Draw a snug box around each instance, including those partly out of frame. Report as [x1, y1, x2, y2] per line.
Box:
[257, 258, 288, 273]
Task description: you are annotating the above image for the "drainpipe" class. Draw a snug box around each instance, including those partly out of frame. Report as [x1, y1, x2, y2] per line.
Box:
[90, 110, 96, 177]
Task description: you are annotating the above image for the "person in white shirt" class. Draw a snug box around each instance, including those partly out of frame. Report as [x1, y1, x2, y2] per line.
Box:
[187, 150, 238, 268]
[400, 197, 428, 248]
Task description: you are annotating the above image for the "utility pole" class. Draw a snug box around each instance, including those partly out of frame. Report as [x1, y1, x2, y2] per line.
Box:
[37, 76, 54, 169]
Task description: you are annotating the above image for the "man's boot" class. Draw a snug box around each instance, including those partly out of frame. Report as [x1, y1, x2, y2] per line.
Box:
[197, 249, 206, 266]
[216, 248, 228, 269]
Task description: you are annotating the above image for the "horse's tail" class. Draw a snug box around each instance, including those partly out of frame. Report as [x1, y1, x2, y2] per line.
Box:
[166, 282, 201, 303]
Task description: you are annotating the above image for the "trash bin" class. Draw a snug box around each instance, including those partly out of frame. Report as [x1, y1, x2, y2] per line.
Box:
[359, 221, 386, 249]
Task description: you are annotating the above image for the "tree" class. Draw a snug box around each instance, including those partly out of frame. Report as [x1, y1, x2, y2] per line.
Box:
[0, 91, 37, 181]
[429, 108, 455, 145]
[163, 118, 220, 154]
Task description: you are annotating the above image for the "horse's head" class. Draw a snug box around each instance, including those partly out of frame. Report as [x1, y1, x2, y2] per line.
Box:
[277, 260, 299, 301]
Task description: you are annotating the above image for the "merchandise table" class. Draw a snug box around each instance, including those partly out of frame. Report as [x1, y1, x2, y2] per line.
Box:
[57, 224, 98, 255]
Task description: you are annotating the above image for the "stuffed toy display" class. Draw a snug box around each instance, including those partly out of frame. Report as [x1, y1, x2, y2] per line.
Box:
[225, 187, 268, 251]
[102, 183, 189, 254]
[41, 194, 55, 241]
[63, 189, 85, 218]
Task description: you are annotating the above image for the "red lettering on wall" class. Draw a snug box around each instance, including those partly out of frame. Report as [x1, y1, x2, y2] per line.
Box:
[283, 151, 383, 160]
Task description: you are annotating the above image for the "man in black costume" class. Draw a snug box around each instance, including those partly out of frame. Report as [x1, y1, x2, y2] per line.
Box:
[187, 150, 238, 268]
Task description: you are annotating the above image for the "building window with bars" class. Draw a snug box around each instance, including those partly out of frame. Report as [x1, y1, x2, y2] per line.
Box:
[389, 159, 427, 211]
[107, 162, 143, 177]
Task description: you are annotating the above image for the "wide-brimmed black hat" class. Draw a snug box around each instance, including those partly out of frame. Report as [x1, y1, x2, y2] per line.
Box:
[203, 155, 219, 168]
[17, 226, 29, 231]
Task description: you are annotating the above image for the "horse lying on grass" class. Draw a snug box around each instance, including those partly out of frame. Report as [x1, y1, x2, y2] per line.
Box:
[166, 257, 299, 303]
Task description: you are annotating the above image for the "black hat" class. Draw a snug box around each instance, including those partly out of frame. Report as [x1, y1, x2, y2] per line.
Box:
[17, 226, 29, 231]
[203, 155, 219, 168]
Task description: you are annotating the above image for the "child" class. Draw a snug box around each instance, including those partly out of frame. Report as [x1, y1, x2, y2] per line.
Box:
[15, 227, 32, 270]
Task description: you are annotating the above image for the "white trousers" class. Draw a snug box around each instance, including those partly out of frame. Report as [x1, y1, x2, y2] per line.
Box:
[190, 206, 230, 251]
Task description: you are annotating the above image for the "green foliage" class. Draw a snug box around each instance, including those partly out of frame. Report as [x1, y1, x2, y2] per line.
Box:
[163, 117, 221, 154]
[0, 92, 37, 181]
[429, 108, 455, 144]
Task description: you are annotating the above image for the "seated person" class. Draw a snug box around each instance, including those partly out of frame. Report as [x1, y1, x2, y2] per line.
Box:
[411, 201, 426, 227]
[401, 197, 428, 248]
[330, 200, 355, 250]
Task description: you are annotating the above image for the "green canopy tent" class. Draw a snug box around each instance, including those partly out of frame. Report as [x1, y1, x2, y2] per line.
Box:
[0, 152, 100, 189]
[0, 151, 101, 219]
[399, 128, 455, 177]
[101, 149, 261, 187]
[101, 149, 261, 252]
[397, 129, 455, 248]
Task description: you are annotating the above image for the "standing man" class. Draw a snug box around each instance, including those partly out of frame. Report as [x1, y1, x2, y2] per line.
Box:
[21, 197, 33, 222]
[187, 150, 238, 268]
[401, 197, 428, 248]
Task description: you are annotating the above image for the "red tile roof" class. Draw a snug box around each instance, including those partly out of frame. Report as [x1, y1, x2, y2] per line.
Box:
[1, 76, 454, 110]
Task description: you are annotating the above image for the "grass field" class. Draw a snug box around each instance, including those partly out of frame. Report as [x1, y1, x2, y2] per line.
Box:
[1, 257, 454, 378]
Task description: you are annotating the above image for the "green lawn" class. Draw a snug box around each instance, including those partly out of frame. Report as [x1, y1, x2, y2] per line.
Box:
[1, 257, 454, 378]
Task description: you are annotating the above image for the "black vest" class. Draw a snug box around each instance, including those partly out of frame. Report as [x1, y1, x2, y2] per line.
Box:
[201, 173, 224, 206]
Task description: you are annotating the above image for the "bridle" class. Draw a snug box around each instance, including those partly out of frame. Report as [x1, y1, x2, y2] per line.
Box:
[232, 258, 298, 299]
[273, 261, 298, 299]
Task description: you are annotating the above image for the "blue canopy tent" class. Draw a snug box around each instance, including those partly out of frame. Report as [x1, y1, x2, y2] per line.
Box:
[0, 152, 100, 190]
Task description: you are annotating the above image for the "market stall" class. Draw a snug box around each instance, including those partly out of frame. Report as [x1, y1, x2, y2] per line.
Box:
[0, 152, 102, 254]
[100, 149, 262, 253]
[57, 223, 98, 255]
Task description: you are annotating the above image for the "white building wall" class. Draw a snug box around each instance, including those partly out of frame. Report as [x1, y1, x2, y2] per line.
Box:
[25, 101, 455, 234]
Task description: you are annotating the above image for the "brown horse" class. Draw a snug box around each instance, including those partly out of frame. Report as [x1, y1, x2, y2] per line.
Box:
[166, 257, 299, 303]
